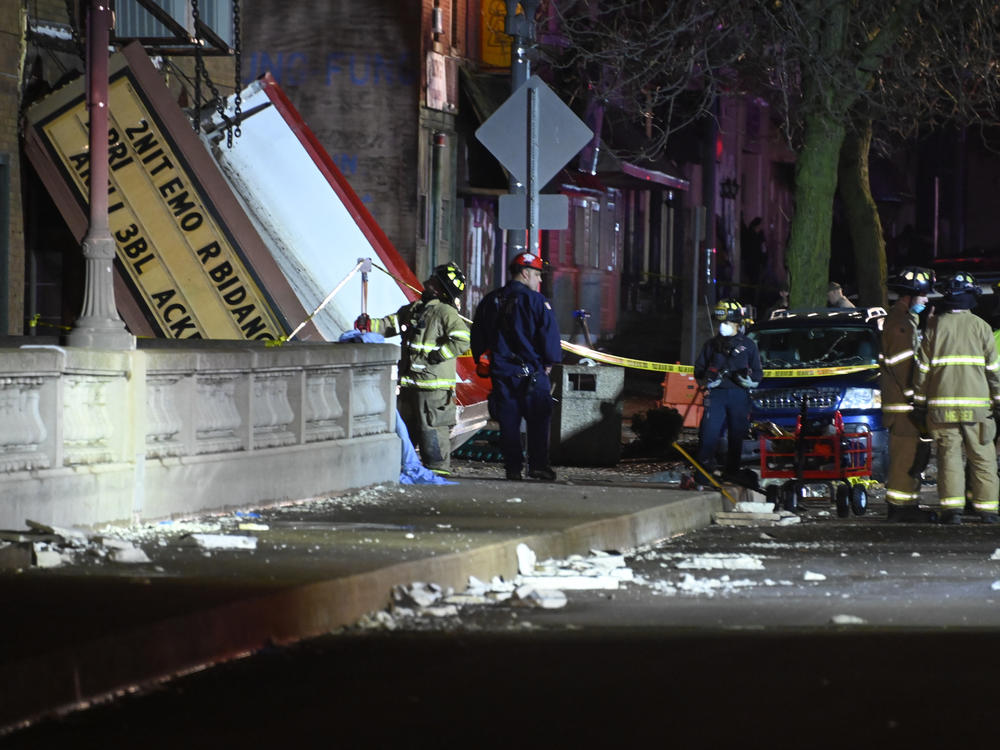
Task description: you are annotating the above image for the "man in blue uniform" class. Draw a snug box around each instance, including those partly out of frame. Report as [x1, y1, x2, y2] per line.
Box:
[693, 299, 764, 478]
[471, 252, 563, 481]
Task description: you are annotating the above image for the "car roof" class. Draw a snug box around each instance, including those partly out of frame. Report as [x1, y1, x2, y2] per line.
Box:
[756, 307, 887, 328]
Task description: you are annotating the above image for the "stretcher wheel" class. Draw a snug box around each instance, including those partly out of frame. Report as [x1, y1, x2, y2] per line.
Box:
[835, 484, 851, 518]
[781, 481, 804, 512]
[850, 484, 868, 516]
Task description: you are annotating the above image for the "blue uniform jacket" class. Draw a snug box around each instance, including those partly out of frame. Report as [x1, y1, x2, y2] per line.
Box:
[693, 333, 764, 389]
[471, 280, 563, 379]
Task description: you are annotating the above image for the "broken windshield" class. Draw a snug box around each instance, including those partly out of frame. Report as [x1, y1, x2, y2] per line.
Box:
[750, 326, 879, 369]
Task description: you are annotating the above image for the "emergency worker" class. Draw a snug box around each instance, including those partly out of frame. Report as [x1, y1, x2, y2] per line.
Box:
[880, 266, 935, 522]
[827, 282, 855, 308]
[471, 252, 562, 481]
[912, 272, 1000, 523]
[693, 299, 764, 477]
[356, 262, 470, 474]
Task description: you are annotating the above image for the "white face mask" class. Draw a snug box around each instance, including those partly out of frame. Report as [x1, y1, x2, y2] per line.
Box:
[719, 322, 737, 337]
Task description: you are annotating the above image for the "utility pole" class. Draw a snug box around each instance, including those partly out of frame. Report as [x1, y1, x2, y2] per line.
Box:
[502, 0, 539, 278]
[67, 0, 134, 350]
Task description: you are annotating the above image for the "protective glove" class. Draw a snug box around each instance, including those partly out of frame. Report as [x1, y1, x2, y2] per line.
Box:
[736, 374, 759, 389]
[426, 349, 444, 365]
[705, 377, 722, 389]
[354, 313, 371, 332]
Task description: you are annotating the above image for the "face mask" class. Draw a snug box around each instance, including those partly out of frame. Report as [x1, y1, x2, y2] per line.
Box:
[910, 303, 925, 315]
[719, 322, 737, 337]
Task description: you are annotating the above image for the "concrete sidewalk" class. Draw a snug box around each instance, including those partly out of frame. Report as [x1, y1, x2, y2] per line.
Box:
[0, 474, 721, 731]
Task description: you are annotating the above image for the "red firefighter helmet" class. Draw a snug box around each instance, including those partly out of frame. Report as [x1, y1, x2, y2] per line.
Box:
[509, 252, 546, 272]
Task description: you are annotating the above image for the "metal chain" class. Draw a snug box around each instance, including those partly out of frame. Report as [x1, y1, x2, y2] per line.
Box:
[233, 0, 242, 141]
[191, 0, 202, 132]
[190, 0, 231, 144]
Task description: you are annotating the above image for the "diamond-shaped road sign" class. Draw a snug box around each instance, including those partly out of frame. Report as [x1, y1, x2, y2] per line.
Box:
[475, 75, 593, 189]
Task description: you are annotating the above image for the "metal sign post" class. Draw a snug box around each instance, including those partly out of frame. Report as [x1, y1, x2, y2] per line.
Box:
[476, 76, 593, 234]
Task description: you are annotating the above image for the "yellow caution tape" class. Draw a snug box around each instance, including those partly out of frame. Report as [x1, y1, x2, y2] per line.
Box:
[560, 341, 693, 373]
[369, 262, 876, 381]
[561, 341, 877, 379]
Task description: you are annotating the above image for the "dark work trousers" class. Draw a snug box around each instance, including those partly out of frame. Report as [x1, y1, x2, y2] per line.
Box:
[696, 386, 751, 472]
[488, 372, 553, 474]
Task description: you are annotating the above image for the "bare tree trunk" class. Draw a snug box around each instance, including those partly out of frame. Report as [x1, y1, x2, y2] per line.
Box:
[838, 121, 888, 309]
[786, 112, 845, 308]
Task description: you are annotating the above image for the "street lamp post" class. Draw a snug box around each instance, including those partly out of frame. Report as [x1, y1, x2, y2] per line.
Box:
[66, 0, 135, 350]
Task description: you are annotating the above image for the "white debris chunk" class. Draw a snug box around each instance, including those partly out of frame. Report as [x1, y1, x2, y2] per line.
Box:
[505, 497, 523, 503]
[110, 546, 152, 564]
[423, 604, 460, 617]
[674, 573, 756, 597]
[513, 585, 568, 609]
[585, 549, 627, 574]
[393, 582, 443, 608]
[831, 614, 866, 625]
[804, 571, 827, 581]
[32, 543, 68, 568]
[357, 610, 397, 630]
[676, 553, 765, 571]
[26, 520, 91, 545]
[990, 548, 1000, 561]
[991, 580, 1000, 591]
[734, 501, 777, 513]
[516, 543, 537, 576]
[178, 533, 258, 550]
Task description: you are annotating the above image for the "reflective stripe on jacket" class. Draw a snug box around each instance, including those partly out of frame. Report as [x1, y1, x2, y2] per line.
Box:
[880, 299, 919, 427]
[912, 309, 1000, 423]
[372, 297, 470, 390]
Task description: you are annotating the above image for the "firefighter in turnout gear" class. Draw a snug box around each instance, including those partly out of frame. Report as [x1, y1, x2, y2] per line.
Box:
[912, 272, 1000, 524]
[356, 262, 470, 474]
[880, 266, 937, 523]
[693, 299, 764, 477]
[470, 252, 562, 482]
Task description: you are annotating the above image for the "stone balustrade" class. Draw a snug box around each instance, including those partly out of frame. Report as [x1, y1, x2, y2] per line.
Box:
[0, 341, 401, 529]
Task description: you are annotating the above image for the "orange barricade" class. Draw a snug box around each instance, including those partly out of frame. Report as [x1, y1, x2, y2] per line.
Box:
[661, 370, 704, 428]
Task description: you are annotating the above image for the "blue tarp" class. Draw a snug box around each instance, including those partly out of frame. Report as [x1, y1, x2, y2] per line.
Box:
[339, 329, 456, 485]
[337, 330, 386, 344]
[396, 412, 456, 485]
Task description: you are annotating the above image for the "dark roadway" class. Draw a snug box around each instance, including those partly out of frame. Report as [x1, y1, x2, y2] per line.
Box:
[7, 493, 1000, 749]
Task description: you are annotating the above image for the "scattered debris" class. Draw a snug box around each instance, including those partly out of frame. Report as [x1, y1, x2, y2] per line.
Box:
[675, 553, 765, 571]
[803, 571, 827, 581]
[110, 546, 152, 564]
[830, 614, 866, 625]
[516, 543, 536, 576]
[505, 497, 523, 503]
[178, 534, 258, 551]
[990, 549, 1000, 561]
[393, 582, 444, 609]
[734, 501, 776, 514]
[32, 543, 69, 568]
[513, 585, 568, 609]
[713, 507, 801, 526]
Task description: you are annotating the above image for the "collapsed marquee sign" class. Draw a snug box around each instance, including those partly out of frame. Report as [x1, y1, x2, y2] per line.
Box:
[24, 42, 489, 432]
[24, 43, 317, 342]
